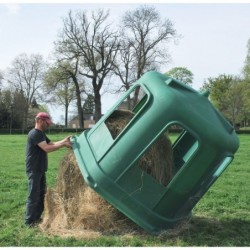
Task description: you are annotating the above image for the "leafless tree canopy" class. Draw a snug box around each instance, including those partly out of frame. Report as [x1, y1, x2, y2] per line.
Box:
[7, 53, 46, 105]
[6, 53, 47, 129]
[121, 5, 176, 79]
[55, 9, 120, 121]
[54, 7, 177, 122]
[43, 62, 77, 127]
[113, 5, 177, 107]
[1, 6, 178, 129]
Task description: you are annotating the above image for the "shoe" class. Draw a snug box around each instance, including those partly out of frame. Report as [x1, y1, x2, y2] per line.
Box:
[36, 218, 43, 224]
[25, 217, 43, 228]
[25, 220, 40, 228]
[25, 222, 37, 228]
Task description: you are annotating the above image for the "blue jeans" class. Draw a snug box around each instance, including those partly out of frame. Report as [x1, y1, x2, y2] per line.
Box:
[25, 172, 46, 225]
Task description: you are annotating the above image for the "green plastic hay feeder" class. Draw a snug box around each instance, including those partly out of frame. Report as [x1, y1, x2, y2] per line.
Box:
[71, 71, 239, 234]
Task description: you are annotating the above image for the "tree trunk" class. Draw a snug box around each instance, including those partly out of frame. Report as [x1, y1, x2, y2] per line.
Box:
[22, 102, 29, 133]
[94, 89, 102, 122]
[72, 74, 84, 129]
[65, 104, 68, 128]
[76, 91, 83, 129]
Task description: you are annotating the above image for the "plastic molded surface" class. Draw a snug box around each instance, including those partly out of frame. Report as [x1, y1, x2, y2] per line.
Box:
[72, 71, 239, 234]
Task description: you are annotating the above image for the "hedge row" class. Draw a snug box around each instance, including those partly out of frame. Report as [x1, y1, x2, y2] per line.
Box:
[1, 128, 250, 135]
[0, 128, 85, 135]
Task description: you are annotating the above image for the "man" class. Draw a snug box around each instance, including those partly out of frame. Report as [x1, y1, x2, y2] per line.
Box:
[25, 112, 72, 227]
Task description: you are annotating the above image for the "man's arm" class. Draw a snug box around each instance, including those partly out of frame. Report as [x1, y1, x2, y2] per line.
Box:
[38, 136, 72, 153]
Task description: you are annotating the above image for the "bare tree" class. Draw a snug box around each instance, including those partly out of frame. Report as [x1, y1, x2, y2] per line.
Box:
[55, 9, 120, 122]
[113, 39, 137, 92]
[6, 53, 47, 129]
[119, 5, 177, 105]
[43, 62, 77, 127]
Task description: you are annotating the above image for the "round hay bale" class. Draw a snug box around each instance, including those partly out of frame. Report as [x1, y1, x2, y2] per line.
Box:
[105, 109, 174, 186]
[138, 132, 174, 186]
[105, 109, 135, 139]
[40, 152, 139, 236]
[41, 109, 174, 237]
[41, 188, 68, 230]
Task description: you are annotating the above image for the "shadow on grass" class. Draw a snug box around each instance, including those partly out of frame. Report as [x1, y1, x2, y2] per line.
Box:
[36, 215, 250, 246]
[155, 215, 250, 246]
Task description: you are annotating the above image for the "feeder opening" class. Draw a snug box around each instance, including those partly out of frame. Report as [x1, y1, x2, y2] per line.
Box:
[105, 85, 148, 140]
[137, 125, 199, 187]
[170, 127, 199, 174]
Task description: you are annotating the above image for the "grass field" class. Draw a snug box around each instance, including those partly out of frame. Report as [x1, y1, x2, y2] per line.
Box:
[0, 133, 250, 246]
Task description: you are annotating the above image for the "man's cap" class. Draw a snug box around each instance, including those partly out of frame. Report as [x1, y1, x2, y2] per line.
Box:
[36, 112, 53, 125]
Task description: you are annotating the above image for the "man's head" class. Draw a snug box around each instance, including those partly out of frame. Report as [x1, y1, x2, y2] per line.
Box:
[35, 112, 53, 130]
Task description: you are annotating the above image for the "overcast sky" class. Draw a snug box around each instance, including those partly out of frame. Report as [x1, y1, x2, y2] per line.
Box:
[1, 2, 250, 122]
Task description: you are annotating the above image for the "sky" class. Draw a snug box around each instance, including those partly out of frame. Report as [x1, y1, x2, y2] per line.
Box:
[1, 1, 250, 123]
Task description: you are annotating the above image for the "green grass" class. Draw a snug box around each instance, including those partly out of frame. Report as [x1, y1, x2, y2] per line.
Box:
[0, 133, 250, 246]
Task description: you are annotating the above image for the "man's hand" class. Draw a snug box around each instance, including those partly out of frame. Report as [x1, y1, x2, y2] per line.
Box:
[63, 136, 72, 148]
